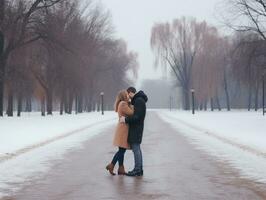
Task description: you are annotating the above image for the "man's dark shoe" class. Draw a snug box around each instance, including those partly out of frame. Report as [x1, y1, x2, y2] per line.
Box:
[126, 170, 143, 177]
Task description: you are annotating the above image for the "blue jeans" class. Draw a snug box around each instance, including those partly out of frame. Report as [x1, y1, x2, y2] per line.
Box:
[131, 143, 143, 171]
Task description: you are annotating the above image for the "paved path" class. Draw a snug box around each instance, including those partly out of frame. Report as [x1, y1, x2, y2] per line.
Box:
[6, 112, 266, 199]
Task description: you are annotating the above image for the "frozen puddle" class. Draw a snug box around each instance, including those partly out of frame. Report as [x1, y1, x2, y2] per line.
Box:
[159, 113, 266, 184]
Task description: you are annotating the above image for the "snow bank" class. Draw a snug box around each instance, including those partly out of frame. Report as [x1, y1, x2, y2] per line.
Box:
[160, 110, 266, 153]
[158, 110, 266, 183]
[0, 112, 116, 158]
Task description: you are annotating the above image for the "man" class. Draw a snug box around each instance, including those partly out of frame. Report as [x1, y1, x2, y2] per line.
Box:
[120, 87, 148, 176]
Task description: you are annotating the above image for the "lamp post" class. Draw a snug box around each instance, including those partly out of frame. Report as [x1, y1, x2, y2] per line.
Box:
[191, 89, 195, 115]
[100, 92, 104, 115]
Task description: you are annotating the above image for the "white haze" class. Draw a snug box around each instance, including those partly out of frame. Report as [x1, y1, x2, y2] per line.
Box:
[96, 0, 223, 88]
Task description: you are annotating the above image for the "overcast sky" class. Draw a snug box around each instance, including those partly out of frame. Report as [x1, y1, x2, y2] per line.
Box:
[97, 0, 223, 87]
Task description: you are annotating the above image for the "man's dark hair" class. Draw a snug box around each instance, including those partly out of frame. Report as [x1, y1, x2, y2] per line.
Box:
[127, 87, 136, 94]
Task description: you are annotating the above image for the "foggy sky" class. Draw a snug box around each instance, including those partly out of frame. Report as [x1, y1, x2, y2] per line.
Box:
[97, 0, 223, 88]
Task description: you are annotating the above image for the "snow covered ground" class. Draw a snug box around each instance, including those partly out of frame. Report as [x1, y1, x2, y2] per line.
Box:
[158, 110, 266, 184]
[0, 112, 116, 159]
[0, 112, 117, 197]
[1, 109, 266, 197]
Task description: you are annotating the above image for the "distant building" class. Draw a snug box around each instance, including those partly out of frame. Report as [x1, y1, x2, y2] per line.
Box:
[140, 79, 181, 109]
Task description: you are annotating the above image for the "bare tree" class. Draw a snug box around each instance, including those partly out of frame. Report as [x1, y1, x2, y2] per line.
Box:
[220, 0, 266, 110]
[224, 0, 266, 40]
[0, 0, 63, 116]
[231, 32, 266, 110]
[0, 0, 138, 116]
[151, 17, 210, 110]
[193, 27, 232, 111]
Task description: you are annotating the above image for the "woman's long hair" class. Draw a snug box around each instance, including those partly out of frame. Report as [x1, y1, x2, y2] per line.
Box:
[114, 90, 128, 112]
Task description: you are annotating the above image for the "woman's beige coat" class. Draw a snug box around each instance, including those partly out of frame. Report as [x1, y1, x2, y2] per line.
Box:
[113, 101, 134, 149]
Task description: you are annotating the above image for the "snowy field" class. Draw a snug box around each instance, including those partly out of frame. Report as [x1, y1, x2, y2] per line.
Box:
[0, 112, 117, 197]
[0, 112, 116, 159]
[158, 110, 266, 184]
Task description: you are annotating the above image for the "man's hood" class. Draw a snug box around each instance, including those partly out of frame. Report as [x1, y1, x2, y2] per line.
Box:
[132, 90, 148, 104]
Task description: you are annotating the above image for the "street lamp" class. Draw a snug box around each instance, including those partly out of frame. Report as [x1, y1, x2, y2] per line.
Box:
[100, 92, 104, 115]
[191, 89, 195, 115]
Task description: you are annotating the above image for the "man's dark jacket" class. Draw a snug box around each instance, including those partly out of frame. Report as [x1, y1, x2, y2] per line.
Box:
[126, 91, 148, 144]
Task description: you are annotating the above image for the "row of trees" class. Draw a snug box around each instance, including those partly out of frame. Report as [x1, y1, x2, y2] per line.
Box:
[151, 0, 266, 111]
[0, 0, 138, 116]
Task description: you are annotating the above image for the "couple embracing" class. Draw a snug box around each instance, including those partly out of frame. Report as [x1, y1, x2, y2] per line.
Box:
[106, 87, 148, 177]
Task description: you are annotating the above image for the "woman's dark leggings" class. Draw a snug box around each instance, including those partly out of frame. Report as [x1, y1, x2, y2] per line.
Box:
[111, 147, 126, 166]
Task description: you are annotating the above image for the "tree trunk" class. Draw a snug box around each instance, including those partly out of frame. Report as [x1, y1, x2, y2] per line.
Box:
[64, 91, 69, 114]
[60, 90, 65, 115]
[41, 97, 45, 116]
[248, 85, 252, 111]
[204, 100, 207, 111]
[182, 87, 190, 110]
[78, 95, 83, 113]
[223, 68, 231, 111]
[1, 3, 6, 116]
[254, 83, 259, 111]
[75, 94, 78, 114]
[86, 95, 93, 112]
[85, 99, 89, 112]
[92, 102, 96, 112]
[7, 89, 13, 116]
[199, 103, 203, 110]
[97, 102, 100, 112]
[46, 89, 53, 115]
[60, 100, 64, 115]
[0, 55, 7, 116]
[25, 96, 32, 112]
[216, 96, 221, 111]
[210, 98, 214, 111]
[0, 26, 6, 116]
[0, 1, 5, 24]
[0, 76, 4, 116]
[195, 100, 199, 111]
[68, 93, 74, 114]
[17, 93, 22, 117]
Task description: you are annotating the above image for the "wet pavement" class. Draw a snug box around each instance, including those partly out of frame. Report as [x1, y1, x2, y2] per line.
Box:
[5, 111, 266, 200]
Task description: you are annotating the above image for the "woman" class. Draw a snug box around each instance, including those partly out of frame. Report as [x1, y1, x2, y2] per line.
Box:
[106, 90, 134, 175]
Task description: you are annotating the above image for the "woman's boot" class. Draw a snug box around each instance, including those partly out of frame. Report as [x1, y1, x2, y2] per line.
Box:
[106, 163, 116, 175]
[118, 165, 126, 175]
